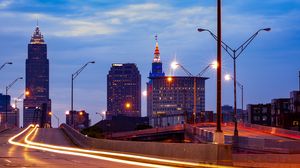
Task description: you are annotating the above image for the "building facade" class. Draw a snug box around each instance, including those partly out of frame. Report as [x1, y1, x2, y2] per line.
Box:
[271, 98, 290, 127]
[146, 36, 207, 127]
[23, 25, 51, 127]
[107, 63, 141, 119]
[147, 76, 207, 127]
[247, 104, 272, 126]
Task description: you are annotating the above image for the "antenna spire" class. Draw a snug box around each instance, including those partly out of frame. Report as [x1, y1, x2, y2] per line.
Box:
[36, 16, 39, 27]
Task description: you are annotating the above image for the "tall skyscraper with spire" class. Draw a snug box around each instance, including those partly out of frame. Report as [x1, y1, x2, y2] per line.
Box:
[147, 36, 207, 127]
[149, 35, 165, 78]
[23, 25, 51, 127]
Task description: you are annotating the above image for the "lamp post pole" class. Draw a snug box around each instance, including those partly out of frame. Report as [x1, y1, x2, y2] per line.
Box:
[0, 62, 13, 71]
[198, 28, 270, 137]
[5, 77, 23, 125]
[71, 61, 95, 128]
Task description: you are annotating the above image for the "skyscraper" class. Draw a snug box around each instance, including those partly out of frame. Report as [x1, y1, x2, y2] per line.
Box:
[149, 35, 165, 78]
[23, 25, 51, 127]
[147, 36, 207, 127]
[107, 63, 141, 119]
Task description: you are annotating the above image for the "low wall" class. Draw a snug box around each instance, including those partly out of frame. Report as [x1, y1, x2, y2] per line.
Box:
[0, 124, 8, 134]
[61, 123, 232, 165]
[241, 123, 300, 139]
[188, 124, 300, 153]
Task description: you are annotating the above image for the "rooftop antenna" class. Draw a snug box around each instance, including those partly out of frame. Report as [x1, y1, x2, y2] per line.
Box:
[36, 16, 39, 27]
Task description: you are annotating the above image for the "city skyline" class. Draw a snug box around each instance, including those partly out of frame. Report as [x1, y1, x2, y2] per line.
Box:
[0, 0, 299, 126]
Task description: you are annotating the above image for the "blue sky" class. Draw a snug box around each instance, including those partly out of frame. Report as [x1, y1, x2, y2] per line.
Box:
[0, 0, 299, 127]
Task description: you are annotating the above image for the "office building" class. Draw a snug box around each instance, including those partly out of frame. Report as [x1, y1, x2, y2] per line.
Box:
[107, 63, 141, 119]
[23, 25, 51, 127]
[146, 36, 207, 127]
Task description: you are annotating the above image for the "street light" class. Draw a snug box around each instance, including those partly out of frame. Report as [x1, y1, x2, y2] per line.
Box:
[48, 111, 60, 128]
[0, 62, 13, 71]
[225, 74, 244, 122]
[96, 111, 106, 121]
[71, 61, 95, 127]
[172, 61, 217, 124]
[198, 27, 270, 137]
[5, 77, 23, 125]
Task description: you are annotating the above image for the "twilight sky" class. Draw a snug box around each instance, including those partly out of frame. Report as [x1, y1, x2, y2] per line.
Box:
[0, 0, 299, 127]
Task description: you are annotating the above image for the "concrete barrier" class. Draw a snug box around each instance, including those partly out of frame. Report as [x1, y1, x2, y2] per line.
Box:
[61, 123, 232, 165]
[186, 124, 300, 153]
[241, 123, 300, 139]
[0, 124, 8, 134]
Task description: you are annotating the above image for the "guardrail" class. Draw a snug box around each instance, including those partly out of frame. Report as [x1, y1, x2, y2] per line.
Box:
[60, 123, 232, 165]
[186, 124, 300, 153]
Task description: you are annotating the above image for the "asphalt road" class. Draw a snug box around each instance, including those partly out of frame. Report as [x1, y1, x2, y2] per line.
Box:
[0, 128, 147, 168]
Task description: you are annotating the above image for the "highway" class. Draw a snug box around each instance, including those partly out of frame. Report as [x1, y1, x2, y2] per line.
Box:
[0, 127, 144, 168]
[0, 125, 233, 168]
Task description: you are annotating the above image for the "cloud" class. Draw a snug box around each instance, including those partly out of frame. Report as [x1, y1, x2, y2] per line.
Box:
[105, 3, 171, 22]
[0, 0, 12, 9]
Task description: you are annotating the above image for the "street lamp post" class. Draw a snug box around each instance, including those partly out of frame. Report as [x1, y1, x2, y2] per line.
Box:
[71, 61, 95, 127]
[225, 74, 244, 122]
[48, 112, 59, 128]
[0, 62, 13, 71]
[198, 27, 270, 136]
[96, 111, 106, 121]
[5, 77, 23, 125]
[172, 61, 217, 124]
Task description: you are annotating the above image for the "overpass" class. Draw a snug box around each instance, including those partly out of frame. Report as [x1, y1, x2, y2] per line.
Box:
[1, 123, 300, 167]
[0, 124, 232, 168]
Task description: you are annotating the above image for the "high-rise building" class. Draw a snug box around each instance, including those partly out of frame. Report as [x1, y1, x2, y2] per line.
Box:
[23, 25, 51, 127]
[107, 63, 141, 119]
[147, 36, 207, 127]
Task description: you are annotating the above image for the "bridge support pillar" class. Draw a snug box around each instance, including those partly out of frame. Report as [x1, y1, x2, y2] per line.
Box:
[213, 131, 224, 144]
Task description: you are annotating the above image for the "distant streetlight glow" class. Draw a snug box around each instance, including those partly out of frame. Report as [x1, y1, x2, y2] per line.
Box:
[170, 61, 179, 70]
[142, 90, 147, 96]
[25, 90, 30, 96]
[79, 111, 84, 116]
[167, 76, 172, 82]
[211, 60, 218, 69]
[65, 111, 70, 115]
[48, 112, 52, 115]
[224, 74, 232, 81]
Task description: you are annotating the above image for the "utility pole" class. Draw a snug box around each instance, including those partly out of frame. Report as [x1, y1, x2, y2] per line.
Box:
[214, 0, 224, 144]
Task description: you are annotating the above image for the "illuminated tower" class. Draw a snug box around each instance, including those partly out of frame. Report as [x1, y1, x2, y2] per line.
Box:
[147, 35, 165, 120]
[23, 25, 51, 127]
[149, 35, 165, 78]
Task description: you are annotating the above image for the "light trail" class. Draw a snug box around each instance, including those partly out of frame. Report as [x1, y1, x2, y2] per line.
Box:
[8, 125, 176, 168]
[9, 125, 234, 168]
[25, 129, 202, 167]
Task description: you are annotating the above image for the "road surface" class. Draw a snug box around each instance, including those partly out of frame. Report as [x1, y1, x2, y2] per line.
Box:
[1, 126, 229, 168]
[0, 128, 153, 168]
